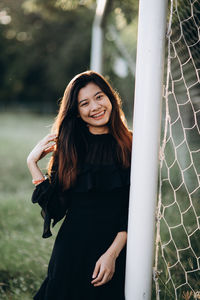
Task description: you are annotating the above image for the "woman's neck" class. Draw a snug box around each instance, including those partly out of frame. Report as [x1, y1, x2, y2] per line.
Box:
[88, 126, 109, 135]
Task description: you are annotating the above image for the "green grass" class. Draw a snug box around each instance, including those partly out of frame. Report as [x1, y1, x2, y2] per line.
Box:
[0, 112, 61, 299]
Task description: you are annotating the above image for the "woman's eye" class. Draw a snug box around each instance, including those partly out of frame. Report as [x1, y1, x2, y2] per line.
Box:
[96, 95, 103, 100]
[80, 102, 88, 107]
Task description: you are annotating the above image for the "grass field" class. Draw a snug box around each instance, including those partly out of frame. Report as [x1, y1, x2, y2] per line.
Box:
[0, 112, 61, 299]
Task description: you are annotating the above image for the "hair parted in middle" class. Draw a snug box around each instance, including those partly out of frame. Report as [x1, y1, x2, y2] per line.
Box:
[48, 70, 132, 191]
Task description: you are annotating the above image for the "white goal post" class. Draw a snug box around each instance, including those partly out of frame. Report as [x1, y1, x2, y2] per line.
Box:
[125, 1, 168, 299]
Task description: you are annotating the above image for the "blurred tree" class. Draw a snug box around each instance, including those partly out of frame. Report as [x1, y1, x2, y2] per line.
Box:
[0, 0, 93, 112]
[103, 0, 138, 122]
[0, 0, 138, 119]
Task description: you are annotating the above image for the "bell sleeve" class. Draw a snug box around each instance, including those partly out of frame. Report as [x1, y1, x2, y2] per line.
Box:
[118, 186, 130, 232]
[31, 176, 68, 238]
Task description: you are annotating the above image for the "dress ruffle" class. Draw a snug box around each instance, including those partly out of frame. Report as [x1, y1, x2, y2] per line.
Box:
[74, 163, 130, 192]
[32, 178, 69, 238]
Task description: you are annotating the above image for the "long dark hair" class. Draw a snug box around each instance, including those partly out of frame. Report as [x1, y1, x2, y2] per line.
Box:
[48, 70, 132, 191]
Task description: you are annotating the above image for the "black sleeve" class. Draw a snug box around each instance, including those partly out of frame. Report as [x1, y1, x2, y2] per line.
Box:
[31, 177, 68, 238]
[118, 186, 130, 232]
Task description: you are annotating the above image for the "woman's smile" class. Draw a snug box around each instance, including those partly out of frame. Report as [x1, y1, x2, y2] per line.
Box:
[90, 110, 106, 119]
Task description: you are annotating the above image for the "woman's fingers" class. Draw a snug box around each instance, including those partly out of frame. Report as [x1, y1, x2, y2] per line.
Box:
[45, 133, 57, 141]
[42, 141, 56, 150]
[44, 144, 56, 152]
[91, 268, 104, 284]
[92, 270, 114, 286]
[27, 133, 57, 163]
[41, 134, 57, 146]
[92, 262, 100, 280]
[91, 252, 116, 287]
[42, 144, 56, 155]
[39, 143, 56, 159]
[39, 134, 57, 151]
[91, 266, 114, 286]
[93, 272, 110, 286]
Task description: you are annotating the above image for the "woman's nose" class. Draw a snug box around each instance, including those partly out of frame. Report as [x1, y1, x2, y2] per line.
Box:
[90, 99, 101, 111]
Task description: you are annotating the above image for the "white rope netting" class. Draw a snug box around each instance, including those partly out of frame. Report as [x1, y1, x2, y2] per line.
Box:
[154, 0, 200, 299]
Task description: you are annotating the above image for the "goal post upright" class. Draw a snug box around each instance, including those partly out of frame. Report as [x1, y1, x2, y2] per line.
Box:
[90, 0, 109, 73]
[125, 1, 168, 299]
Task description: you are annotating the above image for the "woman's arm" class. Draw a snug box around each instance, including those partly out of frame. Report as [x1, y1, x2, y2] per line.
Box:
[91, 231, 127, 287]
[106, 231, 127, 258]
[27, 133, 57, 182]
[27, 160, 44, 182]
[27, 133, 62, 238]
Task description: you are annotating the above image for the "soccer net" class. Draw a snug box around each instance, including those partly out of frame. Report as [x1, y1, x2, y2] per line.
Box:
[153, 0, 200, 299]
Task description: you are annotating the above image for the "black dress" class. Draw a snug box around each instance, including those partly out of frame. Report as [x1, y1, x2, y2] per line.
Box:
[32, 129, 130, 300]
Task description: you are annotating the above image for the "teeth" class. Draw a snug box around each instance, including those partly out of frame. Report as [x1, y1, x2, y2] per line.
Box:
[92, 111, 105, 118]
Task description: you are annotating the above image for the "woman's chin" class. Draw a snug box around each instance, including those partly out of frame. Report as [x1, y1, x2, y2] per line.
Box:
[87, 116, 110, 128]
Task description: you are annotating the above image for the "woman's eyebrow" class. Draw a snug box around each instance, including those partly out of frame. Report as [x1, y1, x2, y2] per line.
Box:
[94, 91, 103, 96]
[79, 91, 103, 104]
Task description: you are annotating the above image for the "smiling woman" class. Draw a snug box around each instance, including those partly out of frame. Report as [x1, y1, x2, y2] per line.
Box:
[77, 82, 112, 134]
[27, 70, 132, 300]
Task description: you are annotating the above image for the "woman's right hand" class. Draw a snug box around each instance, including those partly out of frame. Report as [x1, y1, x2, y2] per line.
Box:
[27, 133, 57, 164]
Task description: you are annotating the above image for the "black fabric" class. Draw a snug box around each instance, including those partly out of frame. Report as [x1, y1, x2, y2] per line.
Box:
[32, 128, 130, 300]
[32, 178, 70, 238]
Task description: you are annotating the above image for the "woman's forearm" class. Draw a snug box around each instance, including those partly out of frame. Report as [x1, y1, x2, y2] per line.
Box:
[27, 159, 44, 181]
[106, 231, 127, 259]
[27, 133, 57, 181]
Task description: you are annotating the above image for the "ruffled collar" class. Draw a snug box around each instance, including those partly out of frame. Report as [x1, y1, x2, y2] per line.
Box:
[84, 127, 113, 141]
[73, 163, 130, 192]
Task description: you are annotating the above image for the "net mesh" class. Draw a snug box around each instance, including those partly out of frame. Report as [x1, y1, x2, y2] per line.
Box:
[153, 0, 200, 299]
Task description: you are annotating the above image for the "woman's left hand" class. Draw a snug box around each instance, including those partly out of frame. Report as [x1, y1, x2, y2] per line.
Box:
[91, 251, 116, 287]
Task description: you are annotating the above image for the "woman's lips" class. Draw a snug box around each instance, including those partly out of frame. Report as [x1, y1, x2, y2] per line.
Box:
[91, 110, 106, 119]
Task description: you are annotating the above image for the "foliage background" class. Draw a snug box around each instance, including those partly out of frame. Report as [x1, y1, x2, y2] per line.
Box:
[0, 0, 138, 121]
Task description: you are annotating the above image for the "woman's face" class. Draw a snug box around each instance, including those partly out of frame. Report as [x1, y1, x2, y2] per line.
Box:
[77, 82, 112, 134]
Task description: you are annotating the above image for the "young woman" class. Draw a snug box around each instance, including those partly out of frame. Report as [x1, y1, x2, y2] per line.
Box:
[27, 70, 132, 300]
